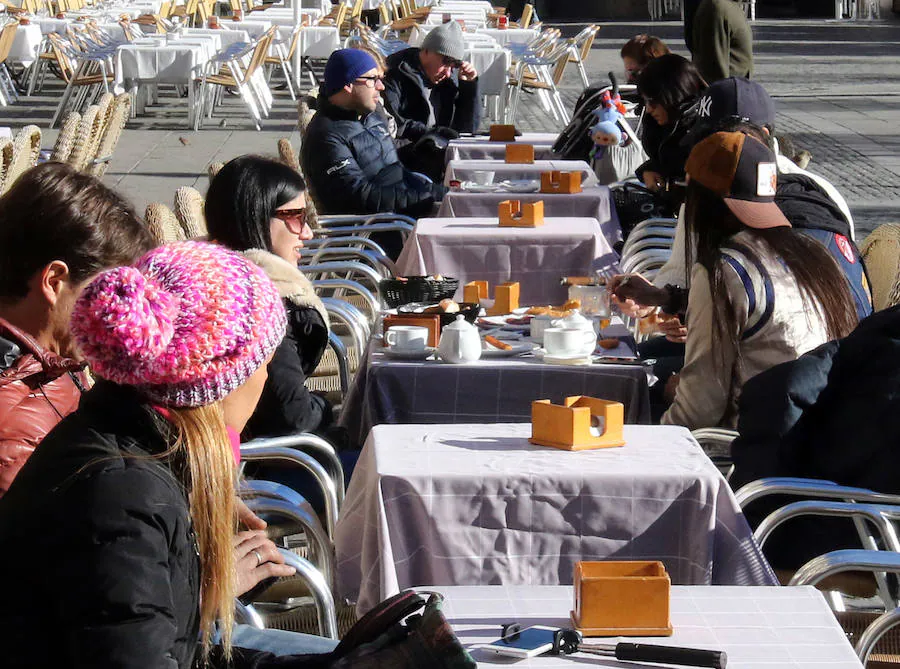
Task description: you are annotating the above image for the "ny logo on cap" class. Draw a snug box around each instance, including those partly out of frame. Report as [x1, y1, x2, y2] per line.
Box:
[698, 96, 712, 118]
[756, 162, 777, 197]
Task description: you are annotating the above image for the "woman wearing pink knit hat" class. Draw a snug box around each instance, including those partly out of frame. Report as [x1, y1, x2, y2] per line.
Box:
[0, 241, 329, 667]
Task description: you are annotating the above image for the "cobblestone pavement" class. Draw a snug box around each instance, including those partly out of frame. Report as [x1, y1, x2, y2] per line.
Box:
[0, 18, 896, 236]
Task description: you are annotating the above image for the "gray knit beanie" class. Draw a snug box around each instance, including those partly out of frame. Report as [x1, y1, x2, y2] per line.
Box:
[422, 20, 465, 62]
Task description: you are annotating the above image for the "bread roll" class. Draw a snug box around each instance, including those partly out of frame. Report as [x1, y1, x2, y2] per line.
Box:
[440, 298, 460, 313]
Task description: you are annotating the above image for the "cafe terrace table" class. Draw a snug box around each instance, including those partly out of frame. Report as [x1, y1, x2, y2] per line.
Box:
[436, 187, 621, 248]
[394, 216, 617, 305]
[337, 343, 651, 447]
[446, 133, 559, 162]
[476, 27, 539, 46]
[9, 23, 43, 68]
[335, 423, 778, 614]
[445, 159, 599, 187]
[436, 585, 863, 668]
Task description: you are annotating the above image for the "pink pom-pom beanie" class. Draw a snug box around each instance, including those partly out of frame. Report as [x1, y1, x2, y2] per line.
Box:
[71, 241, 287, 408]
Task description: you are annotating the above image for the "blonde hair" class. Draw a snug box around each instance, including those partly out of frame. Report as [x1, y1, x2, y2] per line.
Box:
[167, 403, 237, 658]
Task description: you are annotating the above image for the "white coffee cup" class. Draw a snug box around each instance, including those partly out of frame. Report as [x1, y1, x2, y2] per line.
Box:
[385, 325, 429, 351]
[543, 327, 595, 357]
[470, 170, 495, 185]
[530, 314, 555, 344]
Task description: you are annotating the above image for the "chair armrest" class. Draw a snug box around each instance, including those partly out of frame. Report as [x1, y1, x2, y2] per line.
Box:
[754, 500, 900, 553]
[243, 434, 345, 506]
[297, 261, 383, 292]
[245, 494, 335, 591]
[734, 477, 900, 509]
[309, 236, 388, 256]
[235, 599, 266, 629]
[789, 548, 900, 587]
[856, 606, 900, 664]
[321, 297, 371, 359]
[314, 278, 381, 318]
[309, 248, 396, 279]
[277, 548, 339, 639]
[240, 443, 340, 539]
[326, 330, 351, 399]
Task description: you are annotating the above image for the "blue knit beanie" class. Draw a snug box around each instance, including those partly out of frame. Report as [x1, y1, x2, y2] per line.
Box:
[323, 49, 378, 96]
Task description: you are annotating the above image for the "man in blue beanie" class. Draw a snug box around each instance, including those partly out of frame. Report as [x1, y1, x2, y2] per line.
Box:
[300, 48, 446, 245]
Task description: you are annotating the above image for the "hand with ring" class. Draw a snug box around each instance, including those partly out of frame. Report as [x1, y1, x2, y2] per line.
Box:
[234, 529, 296, 596]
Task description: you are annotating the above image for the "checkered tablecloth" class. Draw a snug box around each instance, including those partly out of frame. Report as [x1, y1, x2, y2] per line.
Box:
[335, 423, 778, 614]
[338, 344, 651, 447]
[445, 160, 599, 187]
[437, 188, 621, 248]
[394, 217, 617, 305]
[435, 585, 862, 668]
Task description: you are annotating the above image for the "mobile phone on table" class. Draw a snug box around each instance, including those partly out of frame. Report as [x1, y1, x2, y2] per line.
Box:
[479, 625, 558, 658]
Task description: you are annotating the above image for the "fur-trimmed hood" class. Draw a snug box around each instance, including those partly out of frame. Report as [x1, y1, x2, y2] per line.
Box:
[243, 249, 329, 330]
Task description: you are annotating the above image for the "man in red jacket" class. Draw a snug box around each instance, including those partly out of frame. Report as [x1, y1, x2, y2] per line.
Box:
[0, 163, 153, 496]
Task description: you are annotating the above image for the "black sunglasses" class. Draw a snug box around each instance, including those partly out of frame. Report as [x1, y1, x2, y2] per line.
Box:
[272, 208, 308, 233]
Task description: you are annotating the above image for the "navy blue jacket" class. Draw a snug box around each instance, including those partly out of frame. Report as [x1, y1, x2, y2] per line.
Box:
[300, 97, 445, 218]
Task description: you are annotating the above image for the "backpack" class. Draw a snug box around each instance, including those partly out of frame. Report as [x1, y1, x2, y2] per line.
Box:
[329, 590, 475, 669]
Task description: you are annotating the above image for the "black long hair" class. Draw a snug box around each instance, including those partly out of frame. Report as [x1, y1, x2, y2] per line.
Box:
[684, 182, 858, 362]
[205, 155, 306, 253]
[636, 53, 706, 123]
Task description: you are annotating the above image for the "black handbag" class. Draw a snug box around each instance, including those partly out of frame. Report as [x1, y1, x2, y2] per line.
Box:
[611, 181, 674, 240]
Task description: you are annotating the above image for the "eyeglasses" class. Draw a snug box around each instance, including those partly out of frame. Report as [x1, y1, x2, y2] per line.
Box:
[272, 208, 308, 233]
[441, 56, 462, 68]
[353, 74, 384, 87]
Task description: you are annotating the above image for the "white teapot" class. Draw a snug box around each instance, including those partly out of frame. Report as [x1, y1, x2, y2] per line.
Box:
[551, 309, 597, 355]
[438, 315, 483, 364]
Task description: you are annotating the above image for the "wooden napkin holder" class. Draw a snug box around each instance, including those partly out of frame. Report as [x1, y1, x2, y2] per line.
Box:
[571, 561, 672, 637]
[463, 280, 488, 305]
[499, 199, 544, 228]
[465, 281, 520, 315]
[382, 314, 441, 348]
[530, 396, 625, 450]
[505, 143, 534, 164]
[489, 124, 517, 142]
[540, 170, 582, 194]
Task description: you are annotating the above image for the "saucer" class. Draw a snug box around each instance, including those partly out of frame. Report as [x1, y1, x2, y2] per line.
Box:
[536, 349, 594, 366]
[481, 341, 536, 358]
[382, 345, 436, 360]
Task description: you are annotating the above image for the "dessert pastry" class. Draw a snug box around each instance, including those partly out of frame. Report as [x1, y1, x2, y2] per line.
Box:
[484, 335, 513, 350]
[598, 338, 620, 350]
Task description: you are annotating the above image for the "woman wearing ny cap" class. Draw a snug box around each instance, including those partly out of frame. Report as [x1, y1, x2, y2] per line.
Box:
[661, 132, 858, 429]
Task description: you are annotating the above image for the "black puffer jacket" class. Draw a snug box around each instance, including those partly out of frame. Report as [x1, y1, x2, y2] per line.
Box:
[0, 382, 321, 669]
[732, 305, 900, 567]
[300, 97, 445, 218]
[635, 97, 701, 187]
[382, 47, 480, 143]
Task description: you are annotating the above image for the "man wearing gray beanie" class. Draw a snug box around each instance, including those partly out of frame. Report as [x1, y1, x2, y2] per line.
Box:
[382, 20, 480, 145]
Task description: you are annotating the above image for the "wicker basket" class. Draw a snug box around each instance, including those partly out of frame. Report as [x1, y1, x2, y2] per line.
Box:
[379, 276, 459, 308]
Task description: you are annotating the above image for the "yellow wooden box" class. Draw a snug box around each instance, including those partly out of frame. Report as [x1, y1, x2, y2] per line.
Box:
[540, 170, 582, 194]
[489, 124, 517, 142]
[485, 282, 520, 316]
[463, 280, 488, 305]
[529, 396, 625, 450]
[571, 561, 673, 637]
[505, 143, 535, 164]
[498, 199, 544, 228]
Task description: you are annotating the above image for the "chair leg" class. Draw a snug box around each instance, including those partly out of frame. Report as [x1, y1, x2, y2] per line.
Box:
[51, 60, 83, 128]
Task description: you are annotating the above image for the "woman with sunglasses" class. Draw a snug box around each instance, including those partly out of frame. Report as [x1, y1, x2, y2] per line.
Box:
[205, 155, 345, 450]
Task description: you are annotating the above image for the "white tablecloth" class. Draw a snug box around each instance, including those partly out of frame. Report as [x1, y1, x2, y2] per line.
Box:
[338, 341, 651, 447]
[437, 188, 621, 247]
[223, 19, 271, 38]
[335, 423, 778, 613]
[424, 11, 487, 28]
[298, 25, 339, 57]
[438, 585, 863, 668]
[181, 27, 250, 49]
[408, 24, 497, 48]
[445, 159, 599, 187]
[115, 42, 209, 86]
[9, 23, 42, 67]
[476, 27, 539, 46]
[395, 216, 615, 305]
[466, 45, 508, 97]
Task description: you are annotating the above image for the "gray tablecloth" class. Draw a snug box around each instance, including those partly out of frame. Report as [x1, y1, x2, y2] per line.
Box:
[437, 187, 622, 247]
[439, 585, 862, 668]
[335, 423, 778, 613]
[338, 345, 651, 446]
[445, 159, 598, 187]
[446, 133, 559, 162]
[394, 217, 617, 304]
